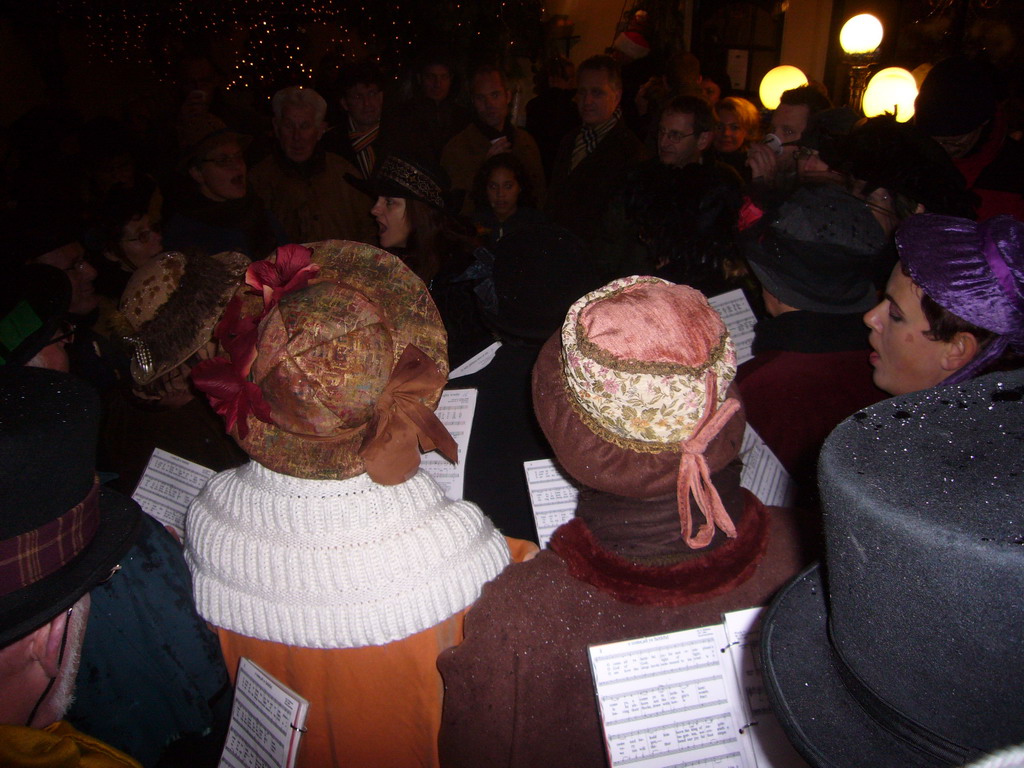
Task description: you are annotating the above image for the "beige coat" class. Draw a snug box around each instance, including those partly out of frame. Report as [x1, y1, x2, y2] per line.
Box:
[250, 151, 376, 244]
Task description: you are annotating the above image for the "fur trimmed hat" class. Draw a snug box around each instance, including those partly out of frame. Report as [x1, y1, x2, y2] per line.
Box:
[120, 250, 249, 386]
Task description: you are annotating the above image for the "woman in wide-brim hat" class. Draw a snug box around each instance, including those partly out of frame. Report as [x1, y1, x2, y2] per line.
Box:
[186, 239, 535, 768]
[354, 152, 490, 365]
[353, 152, 472, 284]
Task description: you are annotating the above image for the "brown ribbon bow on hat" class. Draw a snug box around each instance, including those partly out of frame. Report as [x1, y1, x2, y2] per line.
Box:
[675, 373, 741, 549]
[359, 344, 458, 485]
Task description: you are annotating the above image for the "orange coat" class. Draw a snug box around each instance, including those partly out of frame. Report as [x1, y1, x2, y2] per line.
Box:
[217, 536, 537, 768]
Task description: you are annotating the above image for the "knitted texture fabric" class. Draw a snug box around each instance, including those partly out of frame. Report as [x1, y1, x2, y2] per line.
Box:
[186, 462, 511, 648]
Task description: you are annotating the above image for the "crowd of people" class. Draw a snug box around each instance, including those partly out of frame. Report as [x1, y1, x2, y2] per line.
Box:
[1, 38, 1023, 768]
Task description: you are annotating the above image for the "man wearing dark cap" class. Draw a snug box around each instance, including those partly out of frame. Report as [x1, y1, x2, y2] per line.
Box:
[915, 55, 1024, 221]
[0, 367, 142, 766]
[735, 178, 888, 509]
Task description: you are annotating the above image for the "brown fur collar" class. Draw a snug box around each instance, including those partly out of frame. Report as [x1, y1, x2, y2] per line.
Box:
[549, 490, 770, 606]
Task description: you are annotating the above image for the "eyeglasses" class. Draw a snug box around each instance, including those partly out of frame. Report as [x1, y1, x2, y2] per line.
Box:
[25, 607, 73, 727]
[52, 320, 76, 347]
[657, 128, 697, 142]
[122, 224, 161, 244]
[201, 151, 245, 168]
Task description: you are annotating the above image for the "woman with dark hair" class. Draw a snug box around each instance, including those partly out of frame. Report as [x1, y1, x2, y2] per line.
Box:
[864, 214, 1023, 395]
[471, 153, 543, 247]
[364, 153, 488, 364]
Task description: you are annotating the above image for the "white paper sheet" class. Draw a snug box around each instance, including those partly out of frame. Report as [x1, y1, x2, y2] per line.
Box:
[132, 448, 215, 539]
[523, 458, 579, 548]
[722, 608, 810, 768]
[589, 625, 755, 768]
[220, 657, 308, 768]
[739, 427, 796, 508]
[449, 341, 502, 379]
[709, 289, 758, 365]
[421, 388, 477, 500]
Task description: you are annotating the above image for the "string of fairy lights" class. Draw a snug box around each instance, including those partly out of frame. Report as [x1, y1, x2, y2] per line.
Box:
[57, 0, 544, 90]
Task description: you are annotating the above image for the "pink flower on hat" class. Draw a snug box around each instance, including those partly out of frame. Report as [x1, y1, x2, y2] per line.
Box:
[246, 244, 321, 314]
[190, 357, 274, 440]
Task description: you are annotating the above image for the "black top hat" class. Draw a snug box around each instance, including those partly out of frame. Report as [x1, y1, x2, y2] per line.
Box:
[761, 368, 1024, 767]
[0, 367, 141, 647]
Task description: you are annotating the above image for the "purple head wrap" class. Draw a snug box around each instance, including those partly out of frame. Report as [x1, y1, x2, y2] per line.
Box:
[895, 214, 1024, 385]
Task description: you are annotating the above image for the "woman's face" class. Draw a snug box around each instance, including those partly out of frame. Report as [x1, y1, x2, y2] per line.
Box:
[486, 167, 521, 221]
[863, 264, 958, 395]
[714, 108, 747, 153]
[371, 196, 412, 250]
[116, 214, 163, 270]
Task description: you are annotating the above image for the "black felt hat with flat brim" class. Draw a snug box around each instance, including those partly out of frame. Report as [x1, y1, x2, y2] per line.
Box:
[761, 369, 1024, 767]
[0, 367, 141, 647]
[345, 153, 464, 217]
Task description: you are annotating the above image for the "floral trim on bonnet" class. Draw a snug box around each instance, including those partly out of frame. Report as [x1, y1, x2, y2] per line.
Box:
[561, 276, 737, 454]
[559, 275, 741, 549]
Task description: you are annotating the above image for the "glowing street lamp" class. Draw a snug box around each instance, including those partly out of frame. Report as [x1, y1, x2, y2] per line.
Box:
[759, 65, 808, 110]
[839, 13, 883, 112]
[862, 67, 919, 122]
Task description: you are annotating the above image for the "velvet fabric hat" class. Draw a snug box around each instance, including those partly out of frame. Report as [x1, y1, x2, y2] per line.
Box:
[761, 368, 1024, 767]
[191, 240, 455, 484]
[120, 250, 249, 386]
[896, 214, 1024, 385]
[533, 276, 744, 548]
[0, 367, 141, 647]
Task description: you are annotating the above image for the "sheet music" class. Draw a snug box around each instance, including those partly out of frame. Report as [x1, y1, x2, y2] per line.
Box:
[220, 657, 308, 768]
[524, 458, 579, 548]
[132, 448, 215, 539]
[421, 388, 477, 500]
[739, 427, 795, 508]
[589, 625, 755, 768]
[709, 289, 757, 365]
[722, 608, 809, 768]
[449, 341, 502, 379]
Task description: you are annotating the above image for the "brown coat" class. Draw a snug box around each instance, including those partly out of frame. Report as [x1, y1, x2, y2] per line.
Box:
[441, 124, 546, 213]
[438, 481, 807, 768]
[250, 151, 376, 244]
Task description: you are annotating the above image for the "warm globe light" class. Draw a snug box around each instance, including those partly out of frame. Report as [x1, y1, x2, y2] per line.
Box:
[862, 67, 918, 121]
[840, 14, 883, 55]
[759, 65, 808, 110]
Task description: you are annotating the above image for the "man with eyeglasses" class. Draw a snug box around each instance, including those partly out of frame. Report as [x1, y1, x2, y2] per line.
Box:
[592, 95, 742, 280]
[656, 95, 718, 169]
[0, 367, 143, 766]
[163, 114, 286, 260]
